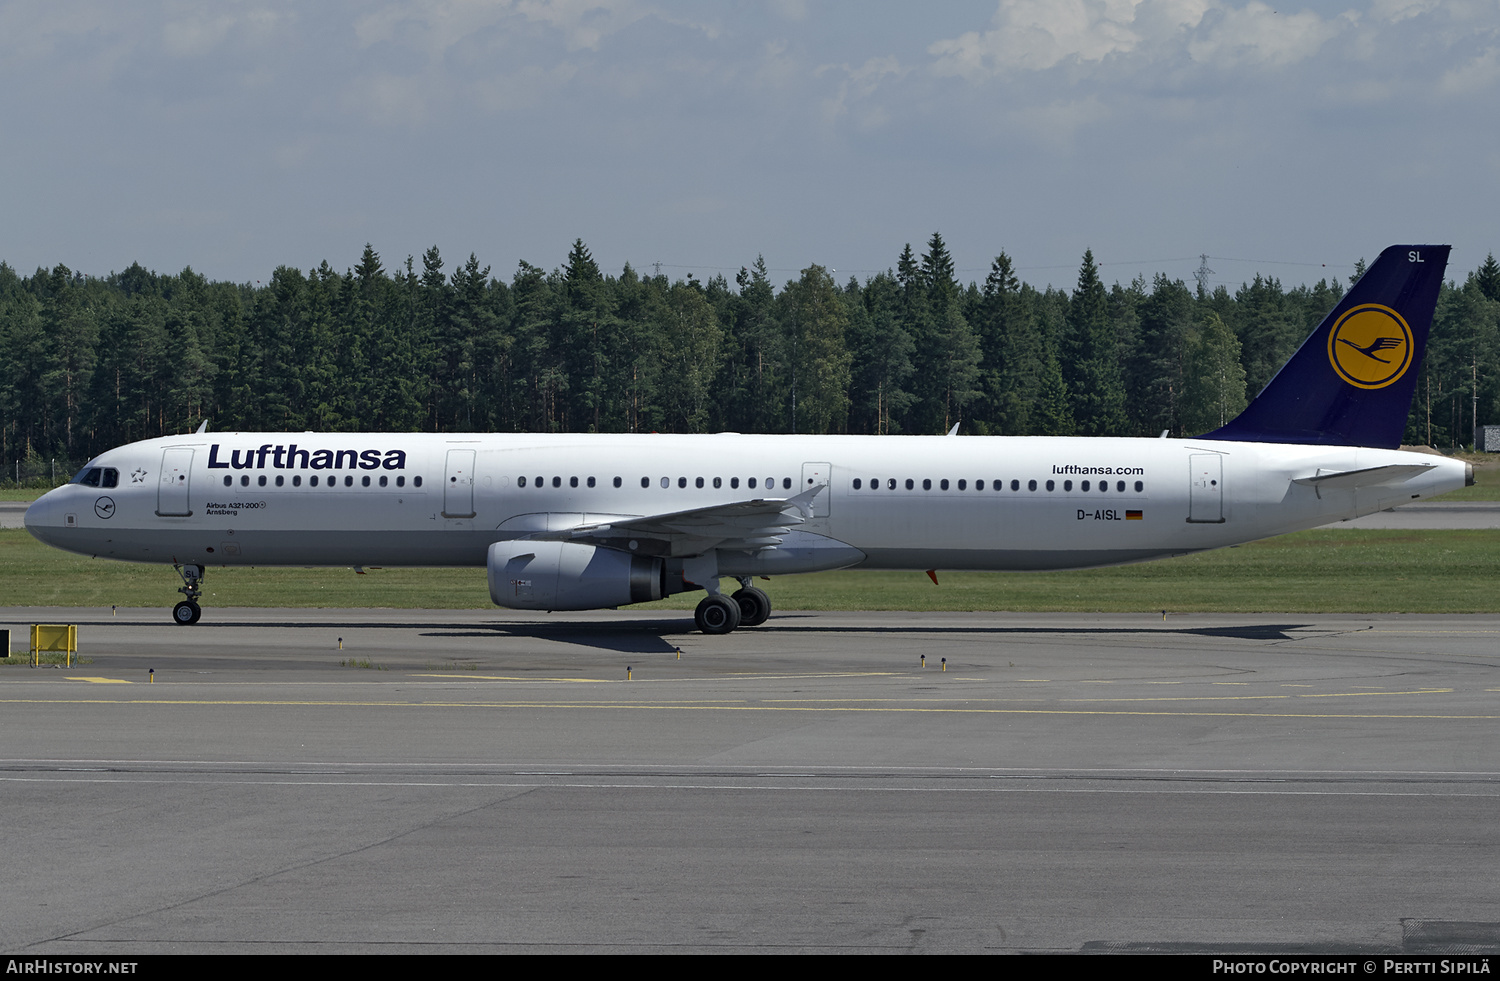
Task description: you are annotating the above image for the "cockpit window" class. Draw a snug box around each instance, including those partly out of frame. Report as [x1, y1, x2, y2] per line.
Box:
[71, 466, 120, 488]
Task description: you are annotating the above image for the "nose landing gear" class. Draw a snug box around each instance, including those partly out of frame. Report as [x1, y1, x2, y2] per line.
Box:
[172, 563, 204, 625]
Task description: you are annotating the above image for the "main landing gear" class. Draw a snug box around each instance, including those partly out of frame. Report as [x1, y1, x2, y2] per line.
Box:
[692, 580, 772, 635]
[172, 563, 204, 625]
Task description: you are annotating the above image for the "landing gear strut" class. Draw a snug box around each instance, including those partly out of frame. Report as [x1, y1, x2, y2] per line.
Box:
[172, 563, 204, 625]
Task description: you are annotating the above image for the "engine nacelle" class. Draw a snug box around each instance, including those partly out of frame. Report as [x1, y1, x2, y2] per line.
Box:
[488, 541, 664, 611]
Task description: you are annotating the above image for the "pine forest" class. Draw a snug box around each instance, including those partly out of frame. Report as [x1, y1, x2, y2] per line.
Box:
[3, 235, 1498, 484]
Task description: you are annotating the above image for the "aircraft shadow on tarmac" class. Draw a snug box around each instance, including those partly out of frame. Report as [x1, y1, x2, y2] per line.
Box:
[421, 618, 1321, 650]
[64, 616, 1319, 654]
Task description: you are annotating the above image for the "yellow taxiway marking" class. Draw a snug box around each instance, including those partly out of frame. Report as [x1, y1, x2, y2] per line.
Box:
[62, 677, 132, 684]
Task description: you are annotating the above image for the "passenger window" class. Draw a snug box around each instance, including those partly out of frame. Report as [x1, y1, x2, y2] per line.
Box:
[1045, 480, 1054, 491]
[1064, 480, 1072, 491]
[379, 475, 387, 487]
[1082, 480, 1091, 491]
[414, 476, 423, 487]
[396, 476, 405, 487]
[748, 478, 757, 489]
[678, 477, 687, 488]
[957, 479, 966, 490]
[1010, 479, 1019, 491]
[940, 479, 949, 491]
[223, 475, 232, 487]
[977, 480, 985, 491]
[241, 475, 250, 487]
[731, 477, 740, 489]
[518, 476, 527, 488]
[1135, 480, 1144, 492]
[696, 477, 704, 488]
[258, 475, 267, 487]
[587, 476, 595, 488]
[293, 475, 302, 487]
[905, 479, 914, 490]
[311, 476, 319, 487]
[641, 477, 650, 488]
[853, 478, 862, 490]
[783, 477, 791, 490]
[1116, 480, 1126, 492]
[276, 475, 285, 487]
[613, 477, 622, 488]
[1027, 479, 1037, 491]
[713, 477, 721, 489]
[661, 477, 670, 488]
[570, 476, 578, 488]
[345, 475, 354, 487]
[887, 478, 895, 490]
[362, 476, 370, 487]
[923, 479, 932, 491]
[552, 476, 561, 488]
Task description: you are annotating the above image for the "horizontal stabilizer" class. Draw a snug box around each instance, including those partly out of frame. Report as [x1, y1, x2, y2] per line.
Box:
[1291, 464, 1436, 491]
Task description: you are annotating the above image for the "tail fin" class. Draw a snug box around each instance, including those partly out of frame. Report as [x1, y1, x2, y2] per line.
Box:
[1200, 245, 1449, 449]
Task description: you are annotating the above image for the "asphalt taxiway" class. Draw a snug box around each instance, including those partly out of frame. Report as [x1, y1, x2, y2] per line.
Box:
[4, 606, 1500, 954]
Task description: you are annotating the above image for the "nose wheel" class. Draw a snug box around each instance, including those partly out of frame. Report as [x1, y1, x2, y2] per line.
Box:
[172, 563, 205, 626]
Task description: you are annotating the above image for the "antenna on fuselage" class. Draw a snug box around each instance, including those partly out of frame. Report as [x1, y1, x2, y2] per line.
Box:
[195, 420, 209, 434]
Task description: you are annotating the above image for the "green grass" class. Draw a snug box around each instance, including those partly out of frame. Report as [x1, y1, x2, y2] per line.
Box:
[2, 527, 1498, 614]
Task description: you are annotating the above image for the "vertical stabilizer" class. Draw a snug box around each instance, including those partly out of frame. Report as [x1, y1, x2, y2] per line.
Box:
[1200, 245, 1449, 448]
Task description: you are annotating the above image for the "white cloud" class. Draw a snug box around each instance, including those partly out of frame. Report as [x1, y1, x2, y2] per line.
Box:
[354, 0, 650, 57]
[161, 7, 283, 58]
[819, 55, 906, 131]
[1187, 2, 1347, 68]
[929, 0, 1210, 79]
[929, 1, 1353, 79]
[1440, 46, 1500, 96]
[1369, 0, 1440, 24]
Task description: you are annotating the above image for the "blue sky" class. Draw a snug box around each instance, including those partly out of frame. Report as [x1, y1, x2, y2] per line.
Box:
[3, 0, 1497, 291]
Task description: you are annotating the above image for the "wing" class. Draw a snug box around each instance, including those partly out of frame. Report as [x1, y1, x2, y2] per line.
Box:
[525, 483, 828, 557]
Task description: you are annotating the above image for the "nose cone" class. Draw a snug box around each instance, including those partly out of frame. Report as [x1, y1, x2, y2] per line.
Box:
[24, 488, 73, 551]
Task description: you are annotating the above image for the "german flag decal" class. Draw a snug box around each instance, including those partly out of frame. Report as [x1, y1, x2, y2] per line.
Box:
[1126, 510, 1143, 520]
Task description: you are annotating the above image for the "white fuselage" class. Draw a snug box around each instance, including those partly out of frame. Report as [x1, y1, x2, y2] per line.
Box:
[24, 432, 1468, 577]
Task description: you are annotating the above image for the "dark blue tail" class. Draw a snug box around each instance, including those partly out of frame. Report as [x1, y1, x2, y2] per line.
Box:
[1200, 244, 1449, 449]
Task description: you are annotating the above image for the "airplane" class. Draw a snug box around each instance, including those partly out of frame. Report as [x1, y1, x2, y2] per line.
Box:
[25, 244, 1470, 634]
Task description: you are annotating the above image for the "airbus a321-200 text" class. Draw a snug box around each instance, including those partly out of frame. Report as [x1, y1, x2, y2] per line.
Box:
[26, 245, 1471, 634]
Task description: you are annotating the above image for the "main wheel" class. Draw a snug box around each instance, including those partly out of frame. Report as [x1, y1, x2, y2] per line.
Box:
[172, 601, 202, 625]
[694, 595, 742, 635]
[731, 586, 771, 627]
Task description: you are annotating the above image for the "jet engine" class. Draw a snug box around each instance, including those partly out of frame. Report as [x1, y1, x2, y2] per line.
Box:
[487, 541, 664, 611]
